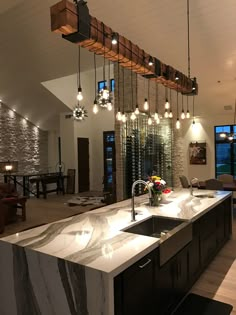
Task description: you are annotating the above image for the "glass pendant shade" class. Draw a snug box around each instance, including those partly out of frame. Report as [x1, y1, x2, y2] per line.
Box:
[156, 116, 160, 124]
[186, 110, 190, 118]
[154, 112, 159, 120]
[169, 110, 173, 118]
[144, 98, 149, 111]
[164, 110, 169, 118]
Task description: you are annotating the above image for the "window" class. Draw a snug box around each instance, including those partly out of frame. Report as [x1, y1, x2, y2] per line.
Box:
[215, 125, 236, 178]
[98, 79, 115, 92]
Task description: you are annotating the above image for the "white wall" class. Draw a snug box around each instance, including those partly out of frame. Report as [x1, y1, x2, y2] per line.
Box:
[48, 130, 60, 173]
[182, 112, 235, 181]
[45, 65, 115, 193]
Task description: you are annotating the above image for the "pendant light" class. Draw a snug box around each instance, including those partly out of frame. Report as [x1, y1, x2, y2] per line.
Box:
[130, 48, 136, 120]
[121, 67, 127, 123]
[116, 39, 122, 121]
[143, 55, 149, 111]
[155, 82, 160, 124]
[76, 45, 83, 101]
[191, 95, 195, 128]
[168, 89, 173, 118]
[97, 23, 110, 108]
[107, 60, 112, 111]
[147, 80, 152, 125]
[93, 53, 99, 114]
[134, 67, 139, 115]
[164, 86, 170, 109]
[181, 94, 185, 119]
[186, 95, 190, 118]
[176, 89, 180, 129]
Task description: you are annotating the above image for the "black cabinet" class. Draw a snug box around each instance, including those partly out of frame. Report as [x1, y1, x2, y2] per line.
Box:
[114, 250, 155, 315]
[114, 196, 232, 315]
[188, 220, 200, 287]
[156, 245, 189, 315]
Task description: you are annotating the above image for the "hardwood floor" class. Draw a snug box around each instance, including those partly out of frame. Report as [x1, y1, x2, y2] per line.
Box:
[0, 194, 97, 238]
[191, 211, 236, 313]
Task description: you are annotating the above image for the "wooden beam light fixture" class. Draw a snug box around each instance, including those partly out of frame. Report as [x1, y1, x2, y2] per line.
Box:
[50, 0, 198, 95]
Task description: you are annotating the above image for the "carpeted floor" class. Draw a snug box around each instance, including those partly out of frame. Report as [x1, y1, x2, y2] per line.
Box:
[0, 194, 99, 238]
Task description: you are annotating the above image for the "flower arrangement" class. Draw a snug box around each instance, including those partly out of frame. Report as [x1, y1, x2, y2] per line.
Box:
[145, 176, 172, 205]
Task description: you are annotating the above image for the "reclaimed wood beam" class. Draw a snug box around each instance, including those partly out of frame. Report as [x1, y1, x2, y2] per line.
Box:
[50, 0, 198, 94]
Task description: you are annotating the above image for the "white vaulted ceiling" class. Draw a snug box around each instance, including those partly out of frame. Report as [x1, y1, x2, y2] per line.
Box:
[0, 0, 236, 130]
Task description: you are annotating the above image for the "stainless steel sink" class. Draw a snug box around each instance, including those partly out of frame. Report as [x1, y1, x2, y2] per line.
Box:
[123, 216, 186, 238]
[123, 216, 192, 266]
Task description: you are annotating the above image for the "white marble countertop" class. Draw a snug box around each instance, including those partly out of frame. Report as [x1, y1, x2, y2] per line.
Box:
[1, 189, 231, 276]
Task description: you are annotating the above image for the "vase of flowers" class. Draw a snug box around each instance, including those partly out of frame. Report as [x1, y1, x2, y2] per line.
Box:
[145, 176, 171, 206]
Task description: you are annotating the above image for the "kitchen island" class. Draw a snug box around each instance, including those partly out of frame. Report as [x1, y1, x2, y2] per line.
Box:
[0, 189, 232, 315]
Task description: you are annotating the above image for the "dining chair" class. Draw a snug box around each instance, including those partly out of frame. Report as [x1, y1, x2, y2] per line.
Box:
[205, 179, 223, 190]
[218, 174, 234, 183]
[179, 176, 190, 188]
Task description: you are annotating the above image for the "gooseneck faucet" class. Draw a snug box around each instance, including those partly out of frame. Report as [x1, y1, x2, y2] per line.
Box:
[131, 180, 152, 222]
[190, 177, 199, 196]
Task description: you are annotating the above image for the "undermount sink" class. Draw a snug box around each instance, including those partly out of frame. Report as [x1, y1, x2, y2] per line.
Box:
[123, 216, 186, 238]
[123, 216, 192, 266]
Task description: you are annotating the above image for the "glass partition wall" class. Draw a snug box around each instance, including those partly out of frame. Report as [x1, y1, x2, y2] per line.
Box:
[121, 116, 173, 198]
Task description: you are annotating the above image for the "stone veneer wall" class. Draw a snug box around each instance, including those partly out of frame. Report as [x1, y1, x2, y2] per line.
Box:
[0, 102, 48, 182]
[114, 64, 184, 201]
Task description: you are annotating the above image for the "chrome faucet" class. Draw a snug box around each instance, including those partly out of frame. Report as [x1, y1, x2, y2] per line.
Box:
[190, 177, 199, 196]
[131, 180, 152, 222]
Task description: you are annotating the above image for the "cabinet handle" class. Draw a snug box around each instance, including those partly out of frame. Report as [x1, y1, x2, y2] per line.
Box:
[139, 258, 152, 269]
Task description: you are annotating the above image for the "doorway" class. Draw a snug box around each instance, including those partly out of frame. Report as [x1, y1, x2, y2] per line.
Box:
[77, 137, 90, 192]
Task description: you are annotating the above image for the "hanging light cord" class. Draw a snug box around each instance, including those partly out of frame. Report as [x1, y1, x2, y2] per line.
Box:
[177, 89, 179, 118]
[94, 53, 97, 97]
[122, 67, 125, 113]
[148, 80, 150, 115]
[193, 95, 195, 117]
[77, 45, 81, 88]
[117, 39, 120, 111]
[156, 82, 159, 112]
[131, 49, 134, 111]
[187, 0, 191, 78]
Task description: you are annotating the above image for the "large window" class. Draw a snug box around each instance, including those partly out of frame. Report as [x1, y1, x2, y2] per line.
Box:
[215, 125, 236, 178]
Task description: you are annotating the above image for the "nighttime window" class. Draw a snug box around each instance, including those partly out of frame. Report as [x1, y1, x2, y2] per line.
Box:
[215, 125, 236, 178]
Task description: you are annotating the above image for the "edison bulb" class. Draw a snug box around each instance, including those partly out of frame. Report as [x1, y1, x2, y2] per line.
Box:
[144, 98, 149, 111]
[156, 116, 160, 124]
[148, 117, 152, 125]
[164, 110, 169, 118]
[169, 110, 173, 118]
[93, 102, 99, 114]
[107, 102, 112, 111]
[135, 106, 139, 115]
[154, 112, 159, 120]
[186, 110, 190, 118]
[122, 114, 127, 123]
[220, 133, 226, 138]
[165, 99, 170, 109]
[176, 118, 180, 129]
[77, 87, 83, 101]
[116, 111, 122, 121]
[102, 87, 109, 100]
[130, 112, 136, 120]
[181, 110, 185, 119]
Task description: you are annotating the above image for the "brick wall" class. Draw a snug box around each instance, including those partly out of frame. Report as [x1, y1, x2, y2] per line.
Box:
[0, 102, 48, 182]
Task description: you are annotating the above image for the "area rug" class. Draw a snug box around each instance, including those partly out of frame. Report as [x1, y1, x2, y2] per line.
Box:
[173, 293, 233, 315]
[67, 196, 105, 207]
